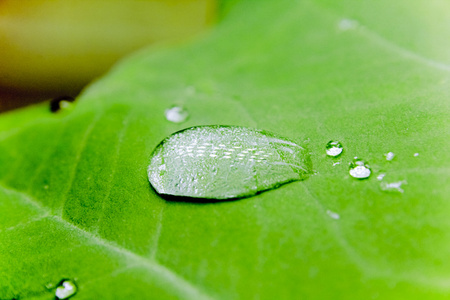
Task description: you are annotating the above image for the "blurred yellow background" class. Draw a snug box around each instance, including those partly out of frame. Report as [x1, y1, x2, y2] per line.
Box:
[0, 0, 216, 111]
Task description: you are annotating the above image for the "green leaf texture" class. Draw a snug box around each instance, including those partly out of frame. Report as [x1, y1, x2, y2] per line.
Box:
[1, 0, 449, 299]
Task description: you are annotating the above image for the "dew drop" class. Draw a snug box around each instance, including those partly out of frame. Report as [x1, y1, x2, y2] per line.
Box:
[349, 158, 371, 179]
[377, 173, 385, 181]
[50, 96, 75, 113]
[165, 106, 189, 123]
[414, 153, 419, 157]
[338, 18, 359, 31]
[380, 180, 407, 193]
[55, 279, 77, 300]
[384, 152, 395, 161]
[326, 210, 340, 220]
[325, 141, 343, 157]
[148, 126, 312, 200]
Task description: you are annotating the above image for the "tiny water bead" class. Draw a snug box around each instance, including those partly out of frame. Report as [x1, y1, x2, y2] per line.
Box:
[338, 18, 359, 31]
[55, 279, 77, 300]
[326, 210, 340, 220]
[384, 152, 395, 161]
[148, 126, 312, 200]
[349, 158, 371, 179]
[165, 106, 189, 123]
[414, 153, 419, 157]
[325, 141, 343, 157]
[50, 96, 75, 113]
[380, 180, 407, 193]
[377, 173, 386, 181]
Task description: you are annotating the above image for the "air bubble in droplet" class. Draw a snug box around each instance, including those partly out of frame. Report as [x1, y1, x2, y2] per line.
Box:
[326, 210, 340, 219]
[384, 152, 395, 161]
[325, 141, 343, 157]
[148, 126, 312, 200]
[349, 158, 371, 179]
[380, 180, 407, 193]
[55, 279, 77, 300]
[165, 106, 189, 123]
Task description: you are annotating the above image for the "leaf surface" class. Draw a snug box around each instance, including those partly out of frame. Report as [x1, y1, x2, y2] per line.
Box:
[1, 0, 450, 299]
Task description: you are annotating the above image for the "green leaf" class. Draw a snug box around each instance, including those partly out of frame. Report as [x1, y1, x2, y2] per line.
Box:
[1, 0, 450, 299]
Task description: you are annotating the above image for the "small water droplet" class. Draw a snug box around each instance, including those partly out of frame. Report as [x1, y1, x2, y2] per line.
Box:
[332, 162, 341, 166]
[45, 282, 55, 290]
[326, 210, 340, 219]
[349, 158, 371, 179]
[148, 126, 312, 200]
[165, 106, 189, 123]
[185, 86, 196, 95]
[384, 152, 395, 161]
[338, 18, 359, 31]
[414, 153, 419, 157]
[377, 173, 385, 181]
[380, 180, 407, 193]
[50, 96, 75, 113]
[325, 141, 343, 157]
[55, 279, 77, 300]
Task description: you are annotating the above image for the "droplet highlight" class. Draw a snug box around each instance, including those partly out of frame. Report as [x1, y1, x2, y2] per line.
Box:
[148, 126, 312, 200]
[349, 158, 371, 179]
[384, 152, 395, 161]
[325, 141, 343, 157]
[55, 279, 77, 300]
[165, 106, 189, 123]
[414, 153, 419, 157]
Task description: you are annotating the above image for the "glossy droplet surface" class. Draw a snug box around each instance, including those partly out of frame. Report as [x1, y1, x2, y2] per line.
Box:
[148, 126, 312, 200]
[165, 106, 189, 123]
[55, 279, 77, 300]
[325, 141, 343, 157]
[349, 158, 371, 179]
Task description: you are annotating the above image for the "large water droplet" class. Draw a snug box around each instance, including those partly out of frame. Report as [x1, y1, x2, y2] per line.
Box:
[148, 126, 312, 200]
[55, 279, 77, 300]
[349, 158, 371, 179]
[380, 180, 407, 193]
[165, 106, 189, 123]
[325, 141, 343, 157]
